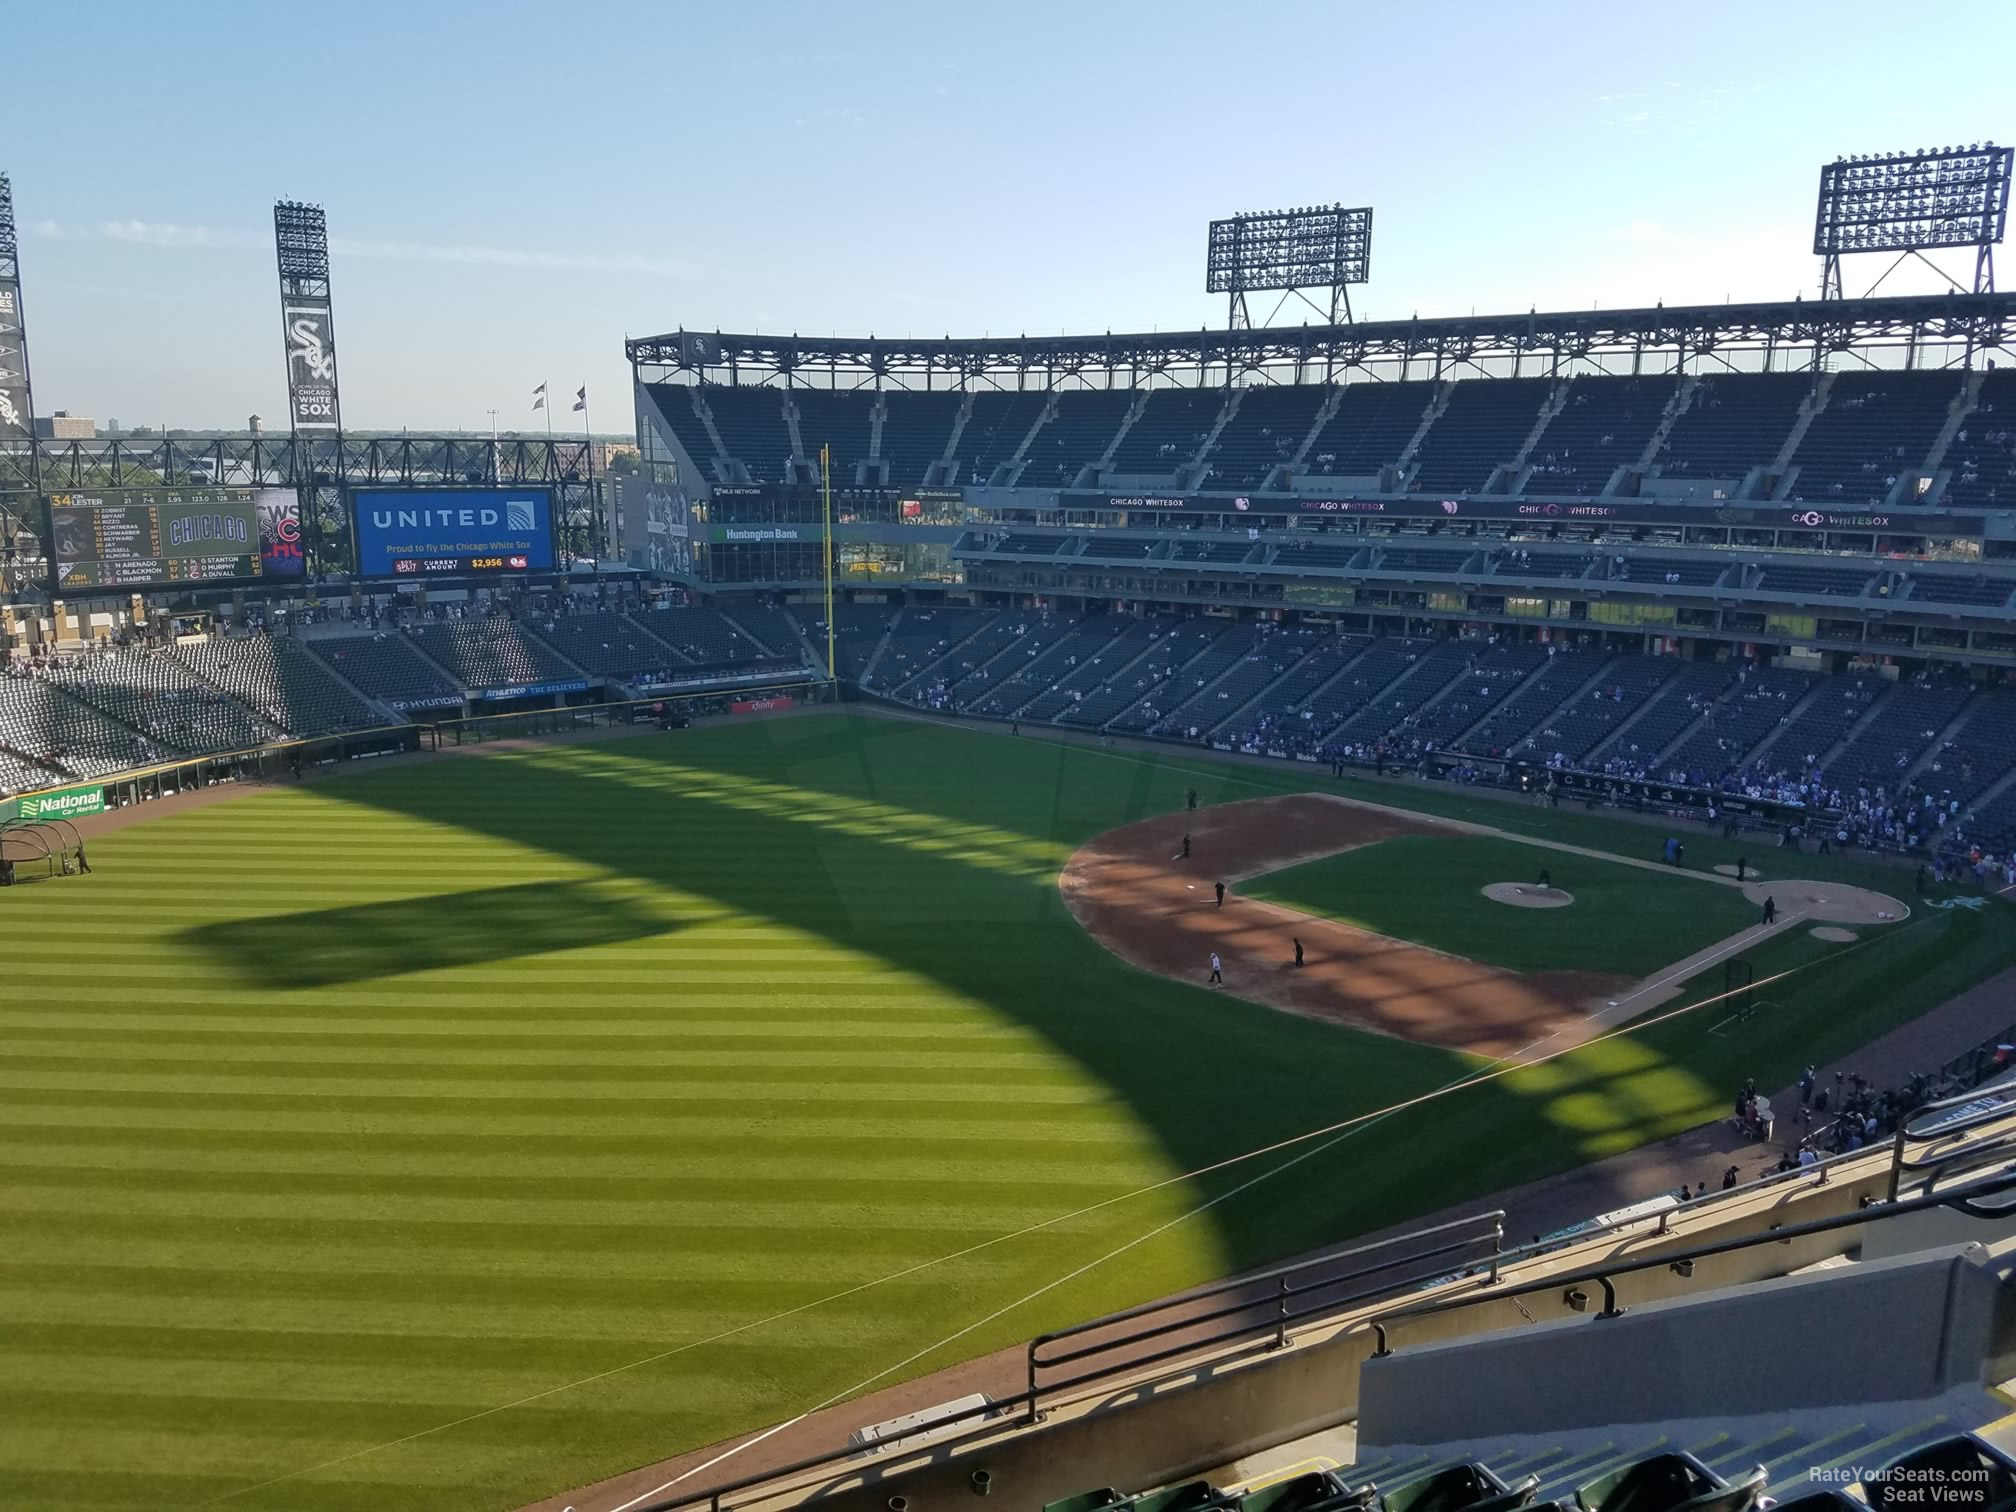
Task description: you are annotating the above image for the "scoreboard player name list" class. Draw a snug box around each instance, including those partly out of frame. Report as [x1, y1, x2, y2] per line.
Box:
[54, 496, 263, 587]
[87, 505, 161, 560]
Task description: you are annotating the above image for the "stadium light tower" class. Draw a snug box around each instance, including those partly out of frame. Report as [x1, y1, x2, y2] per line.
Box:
[1814, 144, 2013, 299]
[0, 171, 47, 597]
[1205, 203, 1372, 330]
[273, 200, 343, 572]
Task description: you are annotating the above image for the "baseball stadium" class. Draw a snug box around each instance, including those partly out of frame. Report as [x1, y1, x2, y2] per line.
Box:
[12, 130, 2016, 1512]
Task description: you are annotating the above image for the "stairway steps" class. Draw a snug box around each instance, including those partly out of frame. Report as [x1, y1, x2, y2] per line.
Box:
[1533, 1439, 1669, 1504]
[1802, 1417, 1952, 1482]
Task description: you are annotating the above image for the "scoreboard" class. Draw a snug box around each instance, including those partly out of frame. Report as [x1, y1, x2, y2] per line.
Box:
[48, 488, 269, 590]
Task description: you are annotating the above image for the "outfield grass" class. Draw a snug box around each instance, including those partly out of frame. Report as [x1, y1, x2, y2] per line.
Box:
[1242, 834, 1760, 977]
[2, 710, 2010, 1512]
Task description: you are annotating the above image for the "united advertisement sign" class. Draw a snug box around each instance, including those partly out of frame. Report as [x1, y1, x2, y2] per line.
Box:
[351, 488, 557, 577]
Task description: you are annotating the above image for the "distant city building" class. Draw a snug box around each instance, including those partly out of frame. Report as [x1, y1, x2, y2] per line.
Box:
[248, 414, 264, 435]
[34, 411, 96, 440]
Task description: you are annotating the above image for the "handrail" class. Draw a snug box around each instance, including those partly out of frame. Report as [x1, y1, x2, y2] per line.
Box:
[1365, 1164, 2016, 1359]
[1025, 1216, 1503, 1408]
[421, 678, 825, 740]
[1888, 1082, 2016, 1201]
[1029, 1211, 1502, 1372]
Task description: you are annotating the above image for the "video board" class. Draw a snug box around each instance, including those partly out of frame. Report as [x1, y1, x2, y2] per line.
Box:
[48, 487, 302, 590]
[351, 487, 556, 577]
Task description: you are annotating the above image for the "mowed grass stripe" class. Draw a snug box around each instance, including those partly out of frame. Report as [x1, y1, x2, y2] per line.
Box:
[0, 1160, 1134, 1209]
[0, 1282, 1061, 1343]
[5, 1212, 1111, 1273]
[0, 1120, 1141, 1163]
[0, 1039, 1081, 1071]
[0, 1178, 1127, 1229]
[0, 1008, 1031, 1031]
[0, 1067, 1115, 1103]
[0, 1259, 1059, 1328]
[1, 1228, 1046, 1284]
[0, 1103, 1146, 1143]
[0, 1138, 1142, 1186]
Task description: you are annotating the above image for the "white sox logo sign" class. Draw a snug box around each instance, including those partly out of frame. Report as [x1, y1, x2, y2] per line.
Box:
[0, 281, 29, 437]
[282, 299, 339, 431]
[289, 315, 335, 382]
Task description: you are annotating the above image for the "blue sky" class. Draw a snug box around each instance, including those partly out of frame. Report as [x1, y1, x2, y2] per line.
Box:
[8, 0, 2012, 432]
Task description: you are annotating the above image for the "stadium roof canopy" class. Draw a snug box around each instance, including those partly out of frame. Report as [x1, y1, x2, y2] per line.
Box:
[629, 290, 2016, 388]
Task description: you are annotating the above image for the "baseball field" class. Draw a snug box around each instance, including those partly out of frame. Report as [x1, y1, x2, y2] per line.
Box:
[4, 708, 2011, 1512]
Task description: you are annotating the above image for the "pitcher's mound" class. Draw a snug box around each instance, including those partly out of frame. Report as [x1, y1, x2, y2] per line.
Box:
[1811, 926, 1860, 942]
[1483, 882, 1574, 909]
[1741, 879, 1906, 925]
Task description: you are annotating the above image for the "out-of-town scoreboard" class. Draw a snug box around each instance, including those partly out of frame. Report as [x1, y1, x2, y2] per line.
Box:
[46, 487, 297, 590]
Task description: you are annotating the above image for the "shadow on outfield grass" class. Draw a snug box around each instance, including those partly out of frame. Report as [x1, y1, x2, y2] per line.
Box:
[177, 879, 680, 989]
[283, 715, 2015, 1273]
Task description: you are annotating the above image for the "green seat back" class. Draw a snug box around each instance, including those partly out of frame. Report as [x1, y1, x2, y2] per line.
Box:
[1044, 1491, 1124, 1512]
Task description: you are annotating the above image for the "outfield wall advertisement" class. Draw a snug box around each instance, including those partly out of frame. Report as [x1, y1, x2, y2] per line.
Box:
[351, 488, 557, 577]
[473, 678, 589, 702]
[10, 783, 106, 822]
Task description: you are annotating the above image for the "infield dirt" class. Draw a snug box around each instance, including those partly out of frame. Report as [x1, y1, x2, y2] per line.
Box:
[1058, 793, 1630, 1057]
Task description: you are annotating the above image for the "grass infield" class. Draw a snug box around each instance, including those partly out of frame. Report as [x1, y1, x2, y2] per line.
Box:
[2, 709, 2009, 1512]
[1242, 833, 1761, 977]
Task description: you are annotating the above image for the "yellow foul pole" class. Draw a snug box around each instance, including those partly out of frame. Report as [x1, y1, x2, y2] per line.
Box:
[821, 443, 836, 680]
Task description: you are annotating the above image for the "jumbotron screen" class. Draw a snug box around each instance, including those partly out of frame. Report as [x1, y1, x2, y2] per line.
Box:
[48, 487, 304, 590]
[351, 487, 556, 576]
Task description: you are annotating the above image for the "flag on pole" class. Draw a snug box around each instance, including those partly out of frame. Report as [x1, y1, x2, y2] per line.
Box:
[532, 382, 546, 411]
[573, 386, 587, 412]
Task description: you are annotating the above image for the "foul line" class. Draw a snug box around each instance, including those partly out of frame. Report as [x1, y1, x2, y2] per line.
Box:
[199, 918, 1916, 1509]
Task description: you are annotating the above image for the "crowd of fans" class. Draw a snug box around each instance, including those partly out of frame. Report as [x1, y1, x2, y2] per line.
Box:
[8, 642, 241, 760]
[1949, 418, 2016, 506]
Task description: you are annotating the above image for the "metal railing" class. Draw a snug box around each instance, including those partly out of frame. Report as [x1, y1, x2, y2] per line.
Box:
[1366, 1164, 2016, 1356]
[1889, 1082, 2016, 1202]
[1026, 1211, 1504, 1408]
[420, 679, 828, 747]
